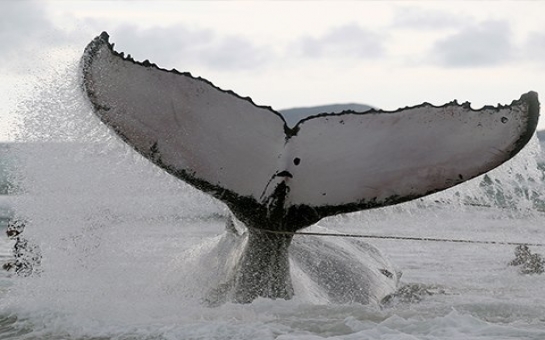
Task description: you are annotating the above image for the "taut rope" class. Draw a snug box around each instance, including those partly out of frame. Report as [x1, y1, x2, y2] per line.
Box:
[257, 229, 545, 247]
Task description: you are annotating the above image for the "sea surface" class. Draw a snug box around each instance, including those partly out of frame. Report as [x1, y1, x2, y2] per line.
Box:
[0, 74, 544, 339]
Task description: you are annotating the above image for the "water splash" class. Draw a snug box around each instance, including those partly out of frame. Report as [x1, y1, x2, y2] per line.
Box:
[2, 58, 544, 339]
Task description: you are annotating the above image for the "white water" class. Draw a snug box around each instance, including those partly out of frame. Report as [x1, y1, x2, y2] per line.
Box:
[0, 62, 544, 339]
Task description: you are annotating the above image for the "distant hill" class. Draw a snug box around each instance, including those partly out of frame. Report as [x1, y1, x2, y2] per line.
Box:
[279, 103, 374, 127]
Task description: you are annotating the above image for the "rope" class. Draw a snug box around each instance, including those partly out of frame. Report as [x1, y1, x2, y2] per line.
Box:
[257, 229, 545, 247]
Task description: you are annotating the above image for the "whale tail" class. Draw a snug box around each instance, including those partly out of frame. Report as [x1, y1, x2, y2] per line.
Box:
[81, 32, 539, 233]
[80, 32, 539, 303]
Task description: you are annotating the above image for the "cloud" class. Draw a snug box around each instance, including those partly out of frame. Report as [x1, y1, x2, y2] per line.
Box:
[392, 6, 469, 30]
[110, 24, 272, 72]
[0, 3, 273, 75]
[0, 1, 50, 48]
[525, 32, 545, 62]
[111, 24, 214, 68]
[198, 35, 271, 71]
[0, 1, 76, 73]
[0, 1, 66, 56]
[432, 20, 514, 67]
[297, 24, 385, 59]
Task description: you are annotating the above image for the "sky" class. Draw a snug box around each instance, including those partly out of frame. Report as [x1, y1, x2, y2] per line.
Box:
[0, 0, 544, 140]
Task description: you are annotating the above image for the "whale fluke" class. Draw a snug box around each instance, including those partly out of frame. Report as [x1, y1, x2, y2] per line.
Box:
[80, 32, 539, 303]
[81, 32, 539, 233]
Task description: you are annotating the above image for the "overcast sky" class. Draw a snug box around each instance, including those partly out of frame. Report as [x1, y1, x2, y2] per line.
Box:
[1, 0, 544, 140]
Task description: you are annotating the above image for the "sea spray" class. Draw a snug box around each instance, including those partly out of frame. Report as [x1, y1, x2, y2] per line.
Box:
[1, 58, 544, 339]
[7, 60, 544, 295]
[3, 61, 226, 322]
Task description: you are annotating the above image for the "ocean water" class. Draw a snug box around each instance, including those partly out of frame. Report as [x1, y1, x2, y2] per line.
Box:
[0, 66, 544, 339]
